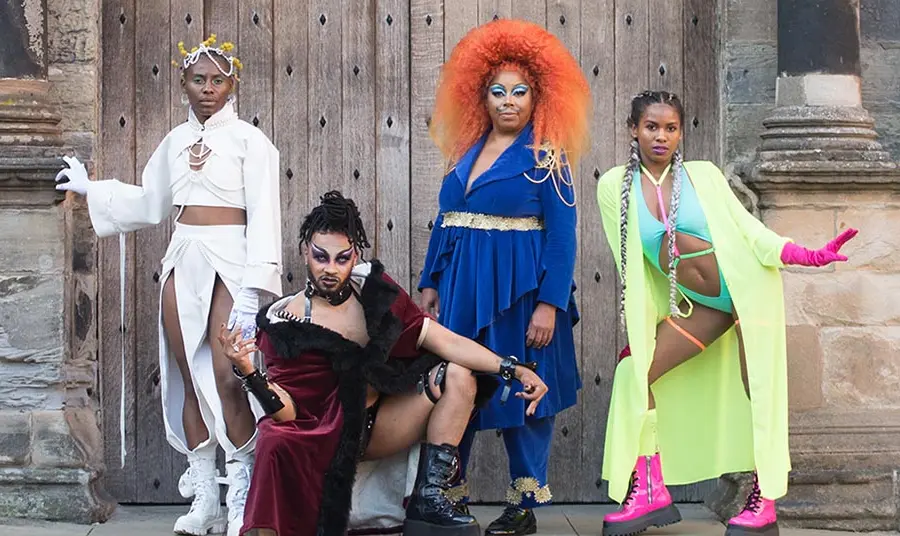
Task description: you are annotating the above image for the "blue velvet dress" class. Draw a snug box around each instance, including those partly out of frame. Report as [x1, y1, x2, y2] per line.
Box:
[418, 122, 581, 430]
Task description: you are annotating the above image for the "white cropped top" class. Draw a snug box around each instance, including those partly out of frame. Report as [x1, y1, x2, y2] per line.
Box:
[171, 104, 247, 209]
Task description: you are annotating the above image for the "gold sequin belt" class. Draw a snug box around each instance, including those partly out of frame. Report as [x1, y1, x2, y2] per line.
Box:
[441, 211, 544, 231]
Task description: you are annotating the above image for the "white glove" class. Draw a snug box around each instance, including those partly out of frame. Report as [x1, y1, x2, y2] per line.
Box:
[55, 156, 90, 196]
[228, 287, 260, 340]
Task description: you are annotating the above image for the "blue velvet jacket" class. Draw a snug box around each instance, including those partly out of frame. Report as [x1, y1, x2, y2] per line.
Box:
[418, 123, 577, 337]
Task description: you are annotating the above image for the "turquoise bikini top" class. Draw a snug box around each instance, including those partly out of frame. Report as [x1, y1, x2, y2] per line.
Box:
[634, 164, 712, 272]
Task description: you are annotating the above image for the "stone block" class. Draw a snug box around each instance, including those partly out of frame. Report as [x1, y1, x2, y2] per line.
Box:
[862, 100, 900, 163]
[0, 209, 64, 274]
[47, 64, 97, 134]
[31, 411, 83, 468]
[779, 468, 900, 532]
[724, 43, 776, 105]
[0, 412, 30, 466]
[725, 0, 776, 42]
[64, 408, 104, 469]
[724, 103, 773, 163]
[0, 362, 62, 389]
[861, 1, 900, 42]
[785, 325, 824, 411]
[836, 207, 900, 273]
[0, 276, 64, 363]
[47, 0, 99, 64]
[0, 387, 58, 411]
[759, 207, 835, 252]
[0, 467, 115, 523]
[782, 272, 900, 327]
[821, 327, 900, 408]
[860, 43, 900, 103]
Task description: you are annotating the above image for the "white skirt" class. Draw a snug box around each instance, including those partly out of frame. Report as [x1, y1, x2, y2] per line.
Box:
[157, 222, 264, 459]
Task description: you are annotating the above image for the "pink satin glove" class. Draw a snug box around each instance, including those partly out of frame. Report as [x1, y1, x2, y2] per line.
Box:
[780, 228, 858, 267]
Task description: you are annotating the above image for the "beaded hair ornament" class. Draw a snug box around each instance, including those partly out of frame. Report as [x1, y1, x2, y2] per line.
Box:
[172, 34, 243, 81]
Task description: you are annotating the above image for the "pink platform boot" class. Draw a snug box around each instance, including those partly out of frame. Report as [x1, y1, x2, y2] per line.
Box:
[725, 473, 779, 536]
[602, 453, 682, 536]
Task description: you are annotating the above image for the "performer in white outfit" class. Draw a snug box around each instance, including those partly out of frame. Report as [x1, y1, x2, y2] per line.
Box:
[55, 35, 282, 536]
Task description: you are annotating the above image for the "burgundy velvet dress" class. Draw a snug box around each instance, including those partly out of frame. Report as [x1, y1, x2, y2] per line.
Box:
[240, 261, 443, 536]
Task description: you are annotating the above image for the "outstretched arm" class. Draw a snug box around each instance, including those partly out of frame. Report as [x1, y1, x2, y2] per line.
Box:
[419, 321, 548, 415]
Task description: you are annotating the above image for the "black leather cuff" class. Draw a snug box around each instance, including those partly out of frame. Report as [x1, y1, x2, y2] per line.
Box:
[233, 365, 285, 415]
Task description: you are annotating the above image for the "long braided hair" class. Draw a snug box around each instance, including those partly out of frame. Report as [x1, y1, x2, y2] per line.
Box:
[299, 190, 372, 258]
[618, 91, 686, 329]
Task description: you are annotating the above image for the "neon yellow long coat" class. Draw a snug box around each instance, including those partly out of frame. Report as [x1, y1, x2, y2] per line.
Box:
[596, 160, 792, 503]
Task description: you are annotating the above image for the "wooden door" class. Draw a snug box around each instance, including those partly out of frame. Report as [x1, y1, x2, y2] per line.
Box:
[98, 0, 719, 503]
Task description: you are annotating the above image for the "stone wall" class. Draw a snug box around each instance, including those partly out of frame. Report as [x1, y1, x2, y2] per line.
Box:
[722, 0, 900, 166]
[721, 0, 900, 530]
[0, 0, 108, 523]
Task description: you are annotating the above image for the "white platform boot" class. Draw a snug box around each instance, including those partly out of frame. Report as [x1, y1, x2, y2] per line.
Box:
[174, 454, 227, 535]
[224, 436, 255, 536]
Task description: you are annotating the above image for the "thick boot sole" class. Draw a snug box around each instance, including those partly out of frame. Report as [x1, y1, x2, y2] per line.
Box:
[173, 515, 227, 536]
[485, 520, 537, 536]
[602, 504, 682, 536]
[725, 522, 779, 536]
[404, 518, 482, 536]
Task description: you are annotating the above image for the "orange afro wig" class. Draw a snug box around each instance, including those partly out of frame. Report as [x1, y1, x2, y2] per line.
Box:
[430, 19, 591, 172]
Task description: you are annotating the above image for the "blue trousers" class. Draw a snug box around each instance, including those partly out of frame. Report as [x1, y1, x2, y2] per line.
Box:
[455, 416, 555, 509]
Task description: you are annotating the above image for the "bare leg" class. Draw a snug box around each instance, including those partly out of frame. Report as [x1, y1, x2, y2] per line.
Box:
[733, 314, 750, 399]
[363, 363, 477, 460]
[208, 276, 256, 447]
[647, 302, 735, 408]
[161, 272, 208, 449]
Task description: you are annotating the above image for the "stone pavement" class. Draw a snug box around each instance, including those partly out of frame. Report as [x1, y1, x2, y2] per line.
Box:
[1, 505, 897, 536]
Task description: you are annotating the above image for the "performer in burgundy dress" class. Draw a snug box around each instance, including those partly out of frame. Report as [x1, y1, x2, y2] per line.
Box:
[219, 191, 549, 536]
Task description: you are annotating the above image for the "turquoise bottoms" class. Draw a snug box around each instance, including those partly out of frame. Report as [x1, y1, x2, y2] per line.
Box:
[671, 248, 734, 315]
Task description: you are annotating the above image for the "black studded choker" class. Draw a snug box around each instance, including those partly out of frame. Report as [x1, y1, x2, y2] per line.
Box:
[305, 278, 355, 306]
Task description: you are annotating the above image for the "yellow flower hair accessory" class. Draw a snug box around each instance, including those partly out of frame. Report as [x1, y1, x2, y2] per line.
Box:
[173, 34, 242, 82]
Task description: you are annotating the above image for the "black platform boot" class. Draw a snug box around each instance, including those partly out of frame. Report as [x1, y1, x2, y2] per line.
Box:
[403, 443, 481, 536]
[485, 505, 538, 536]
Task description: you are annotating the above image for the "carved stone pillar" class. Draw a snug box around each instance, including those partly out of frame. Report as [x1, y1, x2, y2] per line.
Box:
[755, 0, 898, 187]
[740, 0, 900, 531]
[0, 0, 64, 205]
[0, 0, 115, 523]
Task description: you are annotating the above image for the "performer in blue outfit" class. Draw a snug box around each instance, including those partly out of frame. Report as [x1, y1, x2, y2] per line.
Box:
[418, 19, 591, 536]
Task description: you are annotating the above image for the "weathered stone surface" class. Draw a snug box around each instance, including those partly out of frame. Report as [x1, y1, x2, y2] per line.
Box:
[779, 468, 899, 532]
[759, 208, 835, 254]
[724, 103, 774, 163]
[47, 64, 97, 137]
[0, 276, 64, 363]
[64, 408, 103, 470]
[46, 0, 99, 64]
[777, 74, 862, 107]
[31, 411, 82, 468]
[0, 467, 115, 523]
[0, 412, 30, 466]
[835, 207, 900, 272]
[821, 327, 900, 408]
[861, 0, 900, 41]
[0, 209, 64, 274]
[860, 43, 900, 103]
[0, 363, 62, 389]
[724, 43, 776, 105]
[862, 100, 900, 164]
[704, 471, 756, 522]
[725, 0, 776, 42]
[785, 325, 824, 411]
[782, 272, 900, 327]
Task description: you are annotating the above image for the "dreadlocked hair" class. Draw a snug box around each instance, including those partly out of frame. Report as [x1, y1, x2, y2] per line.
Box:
[618, 90, 686, 329]
[299, 191, 371, 257]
